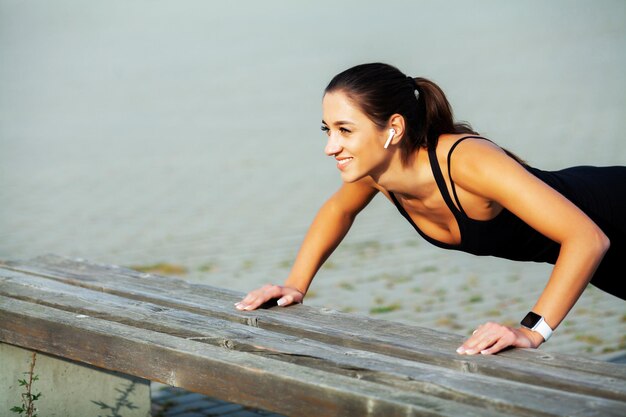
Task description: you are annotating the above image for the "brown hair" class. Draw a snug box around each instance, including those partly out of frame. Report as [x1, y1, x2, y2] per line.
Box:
[325, 63, 528, 165]
[324, 63, 478, 164]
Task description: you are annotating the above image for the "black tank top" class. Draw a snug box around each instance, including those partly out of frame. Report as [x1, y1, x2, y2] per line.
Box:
[389, 136, 626, 299]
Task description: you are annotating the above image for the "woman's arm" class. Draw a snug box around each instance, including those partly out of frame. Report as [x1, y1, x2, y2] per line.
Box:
[450, 139, 610, 355]
[235, 178, 379, 311]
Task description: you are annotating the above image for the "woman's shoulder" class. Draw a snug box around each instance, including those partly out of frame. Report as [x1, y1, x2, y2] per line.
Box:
[435, 134, 504, 163]
[437, 133, 495, 149]
[436, 134, 527, 189]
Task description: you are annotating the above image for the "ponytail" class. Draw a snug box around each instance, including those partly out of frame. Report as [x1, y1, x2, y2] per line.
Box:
[410, 77, 476, 157]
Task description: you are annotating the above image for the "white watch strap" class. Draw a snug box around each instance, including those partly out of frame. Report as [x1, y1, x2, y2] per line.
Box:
[532, 317, 553, 341]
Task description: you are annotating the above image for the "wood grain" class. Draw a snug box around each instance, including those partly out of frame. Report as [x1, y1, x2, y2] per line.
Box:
[1, 255, 625, 417]
[1, 296, 509, 417]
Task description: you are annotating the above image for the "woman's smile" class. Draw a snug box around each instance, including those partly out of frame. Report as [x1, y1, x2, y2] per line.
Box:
[336, 156, 353, 170]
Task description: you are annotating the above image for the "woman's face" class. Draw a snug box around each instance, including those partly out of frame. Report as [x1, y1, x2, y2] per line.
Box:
[321, 91, 389, 183]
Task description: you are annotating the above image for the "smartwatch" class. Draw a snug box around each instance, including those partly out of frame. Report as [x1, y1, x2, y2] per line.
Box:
[520, 311, 553, 341]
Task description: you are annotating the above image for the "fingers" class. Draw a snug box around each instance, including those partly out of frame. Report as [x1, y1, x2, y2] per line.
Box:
[235, 284, 281, 311]
[277, 294, 293, 307]
[235, 284, 303, 311]
[456, 322, 517, 355]
[479, 338, 512, 355]
[281, 289, 305, 307]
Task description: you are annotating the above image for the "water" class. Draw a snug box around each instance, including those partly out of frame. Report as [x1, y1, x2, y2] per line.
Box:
[1, 0, 625, 355]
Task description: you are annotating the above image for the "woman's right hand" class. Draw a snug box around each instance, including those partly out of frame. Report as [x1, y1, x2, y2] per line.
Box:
[235, 284, 304, 311]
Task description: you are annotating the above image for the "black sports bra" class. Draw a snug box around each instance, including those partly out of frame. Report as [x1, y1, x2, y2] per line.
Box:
[388, 136, 561, 262]
[390, 137, 626, 300]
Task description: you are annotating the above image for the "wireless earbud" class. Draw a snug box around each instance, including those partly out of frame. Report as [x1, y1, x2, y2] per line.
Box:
[384, 128, 396, 149]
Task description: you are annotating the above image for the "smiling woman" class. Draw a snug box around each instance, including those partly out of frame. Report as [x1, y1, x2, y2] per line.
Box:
[236, 62, 626, 357]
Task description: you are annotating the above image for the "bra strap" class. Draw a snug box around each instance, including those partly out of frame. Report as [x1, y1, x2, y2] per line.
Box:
[429, 135, 491, 218]
[428, 145, 463, 217]
[446, 135, 492, 218]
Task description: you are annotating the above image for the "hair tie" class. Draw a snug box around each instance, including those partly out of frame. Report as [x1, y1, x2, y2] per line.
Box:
[407, 76, 419, 100]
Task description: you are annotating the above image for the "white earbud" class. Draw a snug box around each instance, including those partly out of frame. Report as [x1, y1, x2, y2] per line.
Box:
[384, 128, 396, 149]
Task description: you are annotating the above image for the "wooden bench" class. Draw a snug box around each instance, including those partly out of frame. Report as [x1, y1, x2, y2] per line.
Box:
[1, 254, 625, 417]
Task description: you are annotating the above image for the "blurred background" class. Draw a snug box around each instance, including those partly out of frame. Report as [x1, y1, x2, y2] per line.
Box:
[1, 0, 625, 356]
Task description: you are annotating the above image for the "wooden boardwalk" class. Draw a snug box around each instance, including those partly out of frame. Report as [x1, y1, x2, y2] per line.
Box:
[1, 255, 625, 417]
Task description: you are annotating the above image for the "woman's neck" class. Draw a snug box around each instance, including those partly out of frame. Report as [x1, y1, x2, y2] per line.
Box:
[374, 147, 430, 199]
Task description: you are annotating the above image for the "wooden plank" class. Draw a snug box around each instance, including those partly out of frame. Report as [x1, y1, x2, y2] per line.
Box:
[1, 255, 623, 385]
[3, 256, 624, 389]
[1, 269, 625, 417]
[0, 295, 513, 417]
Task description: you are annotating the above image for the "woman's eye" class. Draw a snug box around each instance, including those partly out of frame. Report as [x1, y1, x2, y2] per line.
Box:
[320, 126, 350, 135]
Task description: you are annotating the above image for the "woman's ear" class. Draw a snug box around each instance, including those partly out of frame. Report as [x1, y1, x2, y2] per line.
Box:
[388, 113, 406, 145]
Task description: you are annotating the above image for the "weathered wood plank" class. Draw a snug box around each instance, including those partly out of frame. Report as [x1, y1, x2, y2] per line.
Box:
[3, 255, 624, 389]
[3, 270, 624, 416]
[0, 295, 513, 417]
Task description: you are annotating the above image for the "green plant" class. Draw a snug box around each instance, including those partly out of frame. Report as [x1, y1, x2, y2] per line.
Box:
[369, 303, 402, 314]
[11, 352, 41, 417]
[198, 261, 218, 273]
[468, 294, 483, 303]
[338, 281, 356, 291]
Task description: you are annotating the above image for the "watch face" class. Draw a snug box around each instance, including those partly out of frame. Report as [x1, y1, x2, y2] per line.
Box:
[521, 311, 542, 328]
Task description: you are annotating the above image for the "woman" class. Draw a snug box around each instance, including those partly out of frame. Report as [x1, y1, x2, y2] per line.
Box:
[235, 63, 625, 355]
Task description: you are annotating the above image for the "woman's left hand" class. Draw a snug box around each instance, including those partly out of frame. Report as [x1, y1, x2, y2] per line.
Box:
[456, 322, 544, 355]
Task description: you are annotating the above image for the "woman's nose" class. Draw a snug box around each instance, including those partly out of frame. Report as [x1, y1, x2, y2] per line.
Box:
[324, 134, 342, 156]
